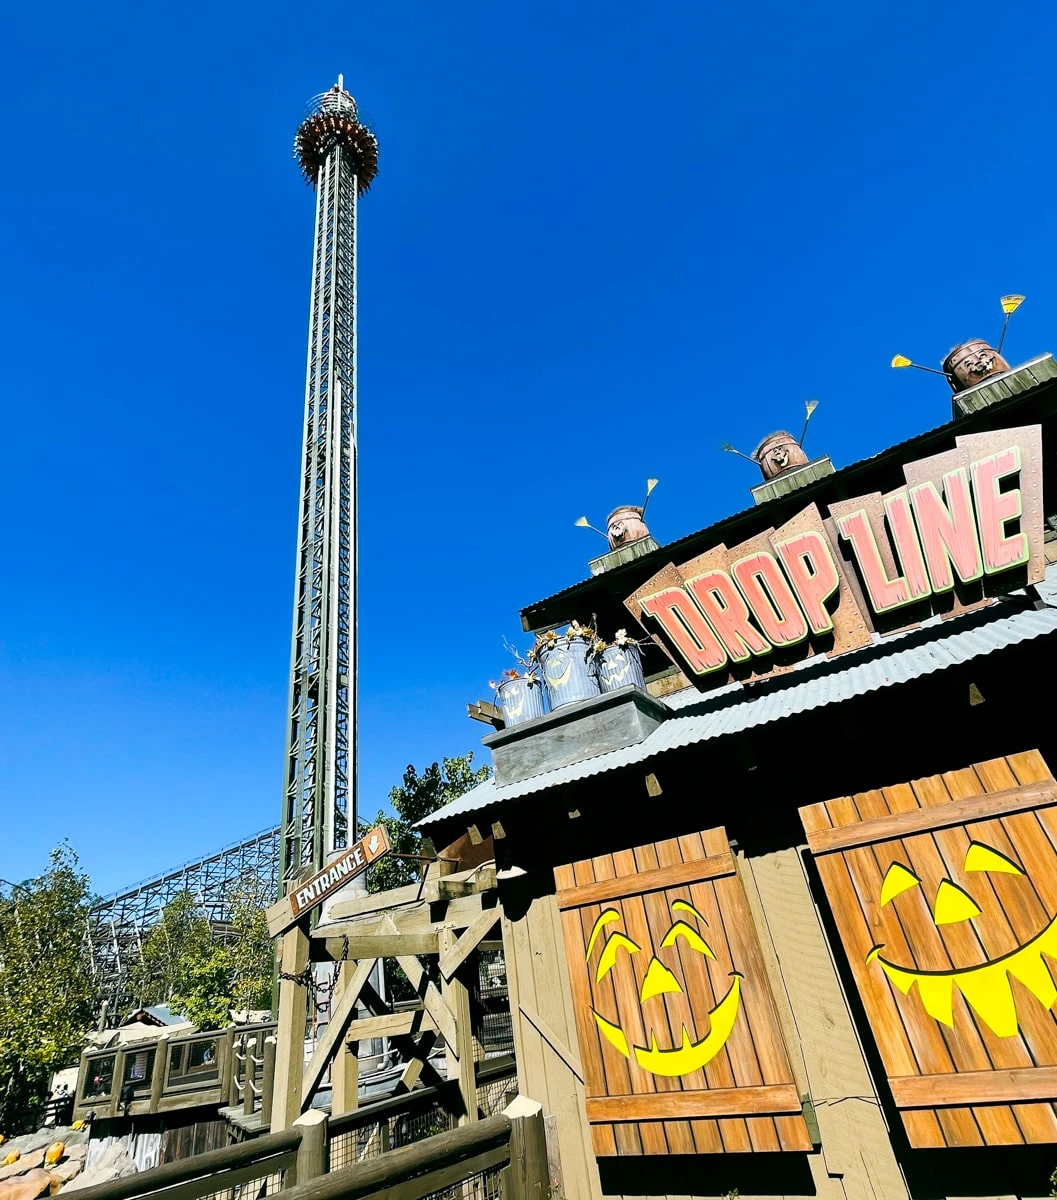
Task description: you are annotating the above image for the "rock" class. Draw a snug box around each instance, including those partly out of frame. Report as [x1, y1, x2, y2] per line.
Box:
[61, 1146, 136, 1193]
[44, 1164, 80, 1186]
[0, 1168, 54, 1200]
[58, 1150, 83, 1167]
[0, 1152, 45, 1183]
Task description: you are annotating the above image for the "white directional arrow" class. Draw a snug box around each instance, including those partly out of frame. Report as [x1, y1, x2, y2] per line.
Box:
[368, 834, 380, 855]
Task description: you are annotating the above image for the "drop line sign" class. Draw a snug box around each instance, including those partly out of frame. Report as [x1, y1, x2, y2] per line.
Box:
[288, 825, 391, 920]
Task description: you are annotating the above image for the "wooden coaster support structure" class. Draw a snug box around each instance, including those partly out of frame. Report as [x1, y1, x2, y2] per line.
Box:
[267, 860, 502, 1133]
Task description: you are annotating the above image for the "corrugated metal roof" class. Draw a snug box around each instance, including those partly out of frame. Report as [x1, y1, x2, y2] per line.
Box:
[422, 584, 1057, 828]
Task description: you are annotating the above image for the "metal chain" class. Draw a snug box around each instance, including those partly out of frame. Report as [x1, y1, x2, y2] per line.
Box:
[277, 936, 349, 1006]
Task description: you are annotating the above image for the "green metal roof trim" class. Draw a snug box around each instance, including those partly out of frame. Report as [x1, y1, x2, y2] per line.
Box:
[519, 361, 1056, 630]
[421, 574, 1057, 830]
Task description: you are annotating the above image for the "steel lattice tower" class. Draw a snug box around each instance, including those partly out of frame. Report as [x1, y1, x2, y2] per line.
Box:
[280, 78, 378, 895]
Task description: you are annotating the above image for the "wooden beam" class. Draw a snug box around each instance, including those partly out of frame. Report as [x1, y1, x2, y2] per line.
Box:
[345, 1009, 437, 1041]
[393, 1030, 437, 1093]
[329, 967, 360, 1118]
[555, 852, 736, 909]
[270, 922, 310, 1131]
[318, 933, 439, 958]
[327, 881, 424, 923]
[300, 957, 378, 1107]
[394, 956, 459, 1051]
[441, 928, 476, 1126]
[438, 907, 500, 982]
[266, 895, 296, 939]
[889, 1066, 1057, 1108]
[585, 1082, 802, 1122]
[517, 1003, 583, 1083]
[424, 866, 497, 903]
[271, 1121, 511, 1200]
[803, 779, 1057, 855]
[319, 891, 492, 946]
[500, 1097, 550, 1200]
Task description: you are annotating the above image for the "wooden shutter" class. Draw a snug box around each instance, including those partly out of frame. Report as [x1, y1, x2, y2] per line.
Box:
[801, 750, 1057, 1148]
[554, 828, 811, 1156]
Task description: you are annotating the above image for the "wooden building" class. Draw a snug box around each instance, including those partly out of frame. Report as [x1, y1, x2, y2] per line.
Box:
[421, 353, 1057, 1199]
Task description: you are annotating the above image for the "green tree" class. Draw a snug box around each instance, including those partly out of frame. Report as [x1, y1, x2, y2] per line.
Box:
[0, 844, 97, 1130]
[363, 754, 490, 1002]
[131, 891, 215, 1013]
[132, 880, 274, 1030]
[364, 754, 491, 894]
[228, 880, 274, 1012]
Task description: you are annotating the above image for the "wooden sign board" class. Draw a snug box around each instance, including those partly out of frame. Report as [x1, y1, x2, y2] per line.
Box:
[629, 425, 1045, 687]
[801, 751, 1057, 1148]
[554, 828, 811, 1156]
[267, 825, 390, 936]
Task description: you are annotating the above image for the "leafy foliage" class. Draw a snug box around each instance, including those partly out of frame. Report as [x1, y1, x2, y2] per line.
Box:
[362, 754, 490, 1002]
[0, 844, 97, 1131]
[133, 877, 273, 1030]
[364, 754, 491, 894]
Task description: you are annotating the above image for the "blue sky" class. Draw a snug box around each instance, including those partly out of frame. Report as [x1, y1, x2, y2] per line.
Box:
[2, 1, 1056, 895]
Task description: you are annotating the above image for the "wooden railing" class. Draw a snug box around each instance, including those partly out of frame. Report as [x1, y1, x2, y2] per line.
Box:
[73, 1023, 279, 1123]
[61, 1122, 303, 1200]
[59, 1088, 547, 1200]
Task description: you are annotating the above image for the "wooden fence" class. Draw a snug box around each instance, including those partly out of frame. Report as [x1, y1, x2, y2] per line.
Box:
[61, 1085, 547, 1200]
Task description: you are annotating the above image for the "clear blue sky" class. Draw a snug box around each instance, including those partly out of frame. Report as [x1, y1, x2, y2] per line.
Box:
[2, 1, 1056, 895]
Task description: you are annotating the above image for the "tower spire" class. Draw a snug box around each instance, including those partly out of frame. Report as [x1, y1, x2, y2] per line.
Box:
[280, 81, 379, 897]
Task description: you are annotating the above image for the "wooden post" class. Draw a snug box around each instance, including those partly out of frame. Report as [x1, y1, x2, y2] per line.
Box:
[261, 1036, 277, 1127]
[149, 1037, 168, 1114]
[110, 1049, 126, 1118]
[330, 960, 359, 1118]
[439, 928, 475, 1127]
[501, 1096, 551, 1200]
[219, 1026, 236, 1105]
[243, 1034, 255, 1117]
[290, 1109, 328, 1188]
[271, 922, 310, 1131]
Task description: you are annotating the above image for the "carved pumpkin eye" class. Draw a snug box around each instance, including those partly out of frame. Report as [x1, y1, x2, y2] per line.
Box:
[878, 842, 1026, 930]
[880, 862, 920, 906]
[932, 880, 981, 925]
[595, 932, 641, 983]
[964, 841, 1023, 875]
[586, 909, 642, 983]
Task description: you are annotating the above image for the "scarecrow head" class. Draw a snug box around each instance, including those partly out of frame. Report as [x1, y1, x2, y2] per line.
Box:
[867, 839, 1057, 1038]
[586, 898, 743, 1077]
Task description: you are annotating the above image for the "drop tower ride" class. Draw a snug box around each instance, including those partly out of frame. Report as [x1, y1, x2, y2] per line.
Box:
[279, 79, 378, 897]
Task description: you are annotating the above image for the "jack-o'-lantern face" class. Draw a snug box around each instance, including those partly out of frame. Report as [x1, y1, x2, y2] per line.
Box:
[867, 841, 1057, 1037]
[586, 899, 743, 1077]
[598, 654, 631, 689]
[543, 646, 573, 688]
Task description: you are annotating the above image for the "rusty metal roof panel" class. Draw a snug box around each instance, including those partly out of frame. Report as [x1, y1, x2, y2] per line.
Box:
[421, 587, 1057, 828]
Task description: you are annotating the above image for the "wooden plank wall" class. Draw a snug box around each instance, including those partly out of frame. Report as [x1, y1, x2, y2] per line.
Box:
[553, 830, 811, 1156]
[502, 849, 910, 1200]
[800, 750, 1057, 1150]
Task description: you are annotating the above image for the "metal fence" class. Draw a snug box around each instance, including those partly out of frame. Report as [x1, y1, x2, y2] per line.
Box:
[328, 1057, 516, 1172]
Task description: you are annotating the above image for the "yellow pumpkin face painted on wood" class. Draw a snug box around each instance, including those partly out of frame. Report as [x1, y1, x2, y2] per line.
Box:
[585, 899, 743, 1077]
[556, 828, 814, 1156]
[801, 755, 1057, 1151]
[867, 840, 1057, 1038]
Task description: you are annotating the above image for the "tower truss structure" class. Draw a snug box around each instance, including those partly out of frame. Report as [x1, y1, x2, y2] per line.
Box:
[280, 80, 378, 895]
[89, 827, 280, 1021]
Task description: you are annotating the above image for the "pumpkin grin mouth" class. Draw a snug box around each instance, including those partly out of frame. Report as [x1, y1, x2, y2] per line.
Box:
[867, 912, 1057, 1037]
[592, 972, 743, 1077]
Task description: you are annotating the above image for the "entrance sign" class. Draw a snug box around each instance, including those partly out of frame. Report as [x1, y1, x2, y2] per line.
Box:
[554, 828, 811, 1156]
[801, 751, 1057, 1149]
[626, 427, 1044, 685]
[290, 825, 391, 919]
